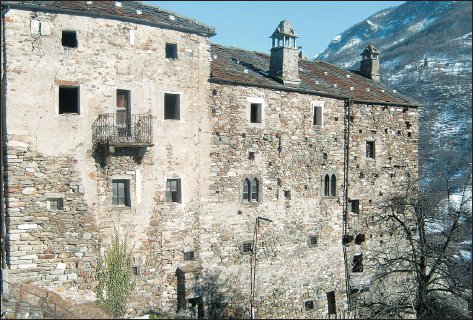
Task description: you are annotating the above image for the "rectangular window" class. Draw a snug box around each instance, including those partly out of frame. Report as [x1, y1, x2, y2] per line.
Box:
[47, 198, 64, 210]
[166, 179, 181, 203]
[304, 300, 314, 311]
[164, 93, 180, 120]
[243, 180, 249, 201]
[250, 103, 262, 123]
[349, 199, 360, 214]
[241, 240, 253, 254]
[251, 180, 258, 201]
[353, 253, 363, 272]
[166, 43, 177, 59]
[327, 291, 336, 315]
[62, 30, 77, 48]
[132, 266, 140, 276]
[184, 251, 195, 261]
[112, 179, 130, 206]
[59, 86, 80, 114]
[308, 235, 318, 247]
[313, 106, 323, 126]
[366, 141, 375, 159]
[116, 89, 130, 133]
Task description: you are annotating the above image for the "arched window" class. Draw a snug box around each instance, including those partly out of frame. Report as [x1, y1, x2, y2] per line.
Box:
[331, 174, 337, 196]
[324, 175, 330, 196]
[242, 176, 260, 202]
[243, 178, 250, 201]
[251, 178, 259, 202]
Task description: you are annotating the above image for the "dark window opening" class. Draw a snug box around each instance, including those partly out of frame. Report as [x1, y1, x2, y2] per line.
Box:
[187, 297, 204, 319]
[366, 141, 375, 159]
[353, 254, 363, 272]
[331, 174, 336, 196]
[408, 132, 412, 138]
[241, 241, 253, 254]
[184, 251, 195, 261]
[305, 300, 314, 311]
[132, 266, 140, 276]
[48, 198, 64, 210]
[59, 86, 79, 114]
[250, 103, 262, 123]
[112, 179, 130, 206]
[166, 43, 177, 59]
[248, 152, 255, 160]
[355, 234, 366, 245]
[327, 291, 336, 315]
[359, 172, 364, 178]
[359, 129, 363, 133]
[243, 178, 250, 201]
[243, 177, 260, 202]
[62, 30, 77, 48]
[334, 117, 339, 121]
[251, 178, 259, 201]
[166, 179, 181, 203]
[323, 152, 328, 160]
[308, 235, 318, 247]
[164, 93, 180, 120]
[349, 199, 360, 214]
[324, 174, 330, 196]
[343, 234, 354, 245]
[313, 106, 322, 126]
[284, 190, 291, 200]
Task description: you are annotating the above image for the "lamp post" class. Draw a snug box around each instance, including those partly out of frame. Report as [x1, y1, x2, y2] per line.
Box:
[250, 216, 273, 319]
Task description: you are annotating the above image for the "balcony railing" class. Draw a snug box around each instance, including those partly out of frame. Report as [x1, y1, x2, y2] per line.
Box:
[92, 113, 153, 147]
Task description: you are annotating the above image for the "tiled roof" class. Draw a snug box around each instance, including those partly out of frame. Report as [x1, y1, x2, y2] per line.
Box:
[2, 1, 216, 37]
[210, 44, 419, 107]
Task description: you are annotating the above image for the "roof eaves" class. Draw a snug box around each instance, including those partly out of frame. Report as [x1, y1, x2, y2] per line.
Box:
[2, 2, 216, 37]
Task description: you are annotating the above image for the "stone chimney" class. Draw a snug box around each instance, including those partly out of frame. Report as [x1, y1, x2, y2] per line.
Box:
[360, 44, 380, 82]
[269, 20, 300, 86]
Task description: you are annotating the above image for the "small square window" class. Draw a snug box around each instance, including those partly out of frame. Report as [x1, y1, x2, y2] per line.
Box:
[166, 179, 181, 203]
[241, 240, 253, 254]
[164, 93, 180, 120]
[366, 141, 375, 159]
[349, 199, 360, 214]
[112, 179, 130, 206]
[132, 266, 140, 276]
[166, 43, 177, 59]
[343, 234, 354, 245]
[355, 234, 366, 245]
[59, 86, 80, 114]
[47, 198, 64, 210]
[62, 30, 77, 48]
[308, 235, 318, 247]
[248, 152, 255, 160]
[250, 103, 262, 123]
[184, 251, 195, 261]
[284, 190, 291, 200]
[304, 300, 314, 311]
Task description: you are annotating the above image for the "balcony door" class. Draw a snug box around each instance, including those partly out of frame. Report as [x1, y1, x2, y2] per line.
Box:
[116, 89, 131, 137]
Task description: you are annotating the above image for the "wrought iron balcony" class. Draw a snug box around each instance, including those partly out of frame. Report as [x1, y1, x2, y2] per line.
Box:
[92, 113, 153, 147]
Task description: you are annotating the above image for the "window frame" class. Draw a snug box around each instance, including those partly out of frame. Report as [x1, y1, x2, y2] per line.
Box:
[322, 172, 337, 198]
[349, 199, 360, 214]
[241, 175, 262, 203]
[240, 240, 254, 254]
[246, 97, 265, 126]
[312, 101, 324, 126]
[47, 198, 64, 210]
[366, 141, 375, 159]
[250, 103, 262, 124]
[308, 235, 318, 247]
[58, 85, 80, 115]
[62, 30, 78, 48]
[112, 179, 131, 207]
[166, 178, 182, 204]
[164, 92, 181, 120]
[165, 43, 178, 59]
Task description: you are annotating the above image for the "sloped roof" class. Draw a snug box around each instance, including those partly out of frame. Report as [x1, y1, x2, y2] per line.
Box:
[210, 44, 419, 107]
[1, 1, 216, 37]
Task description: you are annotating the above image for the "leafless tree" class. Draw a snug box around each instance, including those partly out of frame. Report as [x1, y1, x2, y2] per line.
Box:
[352, 168, 472, 319]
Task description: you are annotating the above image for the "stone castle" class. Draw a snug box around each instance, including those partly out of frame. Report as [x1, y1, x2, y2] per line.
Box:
[1, 1, 419, 318]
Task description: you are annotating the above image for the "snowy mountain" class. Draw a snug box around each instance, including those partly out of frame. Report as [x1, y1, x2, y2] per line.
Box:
[317, 1, 472, 185]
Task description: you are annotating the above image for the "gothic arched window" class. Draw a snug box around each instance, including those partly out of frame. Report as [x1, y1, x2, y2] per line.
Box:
[324, 175, 330, 196]
[331, 174, 337, 196]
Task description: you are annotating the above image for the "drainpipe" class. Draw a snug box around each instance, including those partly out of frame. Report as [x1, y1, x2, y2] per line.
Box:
[342, 98, 352, 310]
[1, 4, 9, 293]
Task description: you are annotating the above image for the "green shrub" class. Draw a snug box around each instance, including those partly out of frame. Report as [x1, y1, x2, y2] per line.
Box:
[96, 226, 134, 318]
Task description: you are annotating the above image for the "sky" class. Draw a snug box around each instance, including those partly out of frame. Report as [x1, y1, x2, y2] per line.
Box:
[147, 1, 405, 58]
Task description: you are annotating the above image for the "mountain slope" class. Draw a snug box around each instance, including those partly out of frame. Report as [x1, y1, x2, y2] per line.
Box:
[317, 1, 472, 185]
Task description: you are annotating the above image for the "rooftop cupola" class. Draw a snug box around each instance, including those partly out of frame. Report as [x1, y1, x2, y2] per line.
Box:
[269, 20, 300, 86]
[360, 44, 380, 82]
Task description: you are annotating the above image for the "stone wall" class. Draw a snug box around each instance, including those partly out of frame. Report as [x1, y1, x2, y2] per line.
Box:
[4, 7, 212, 315]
